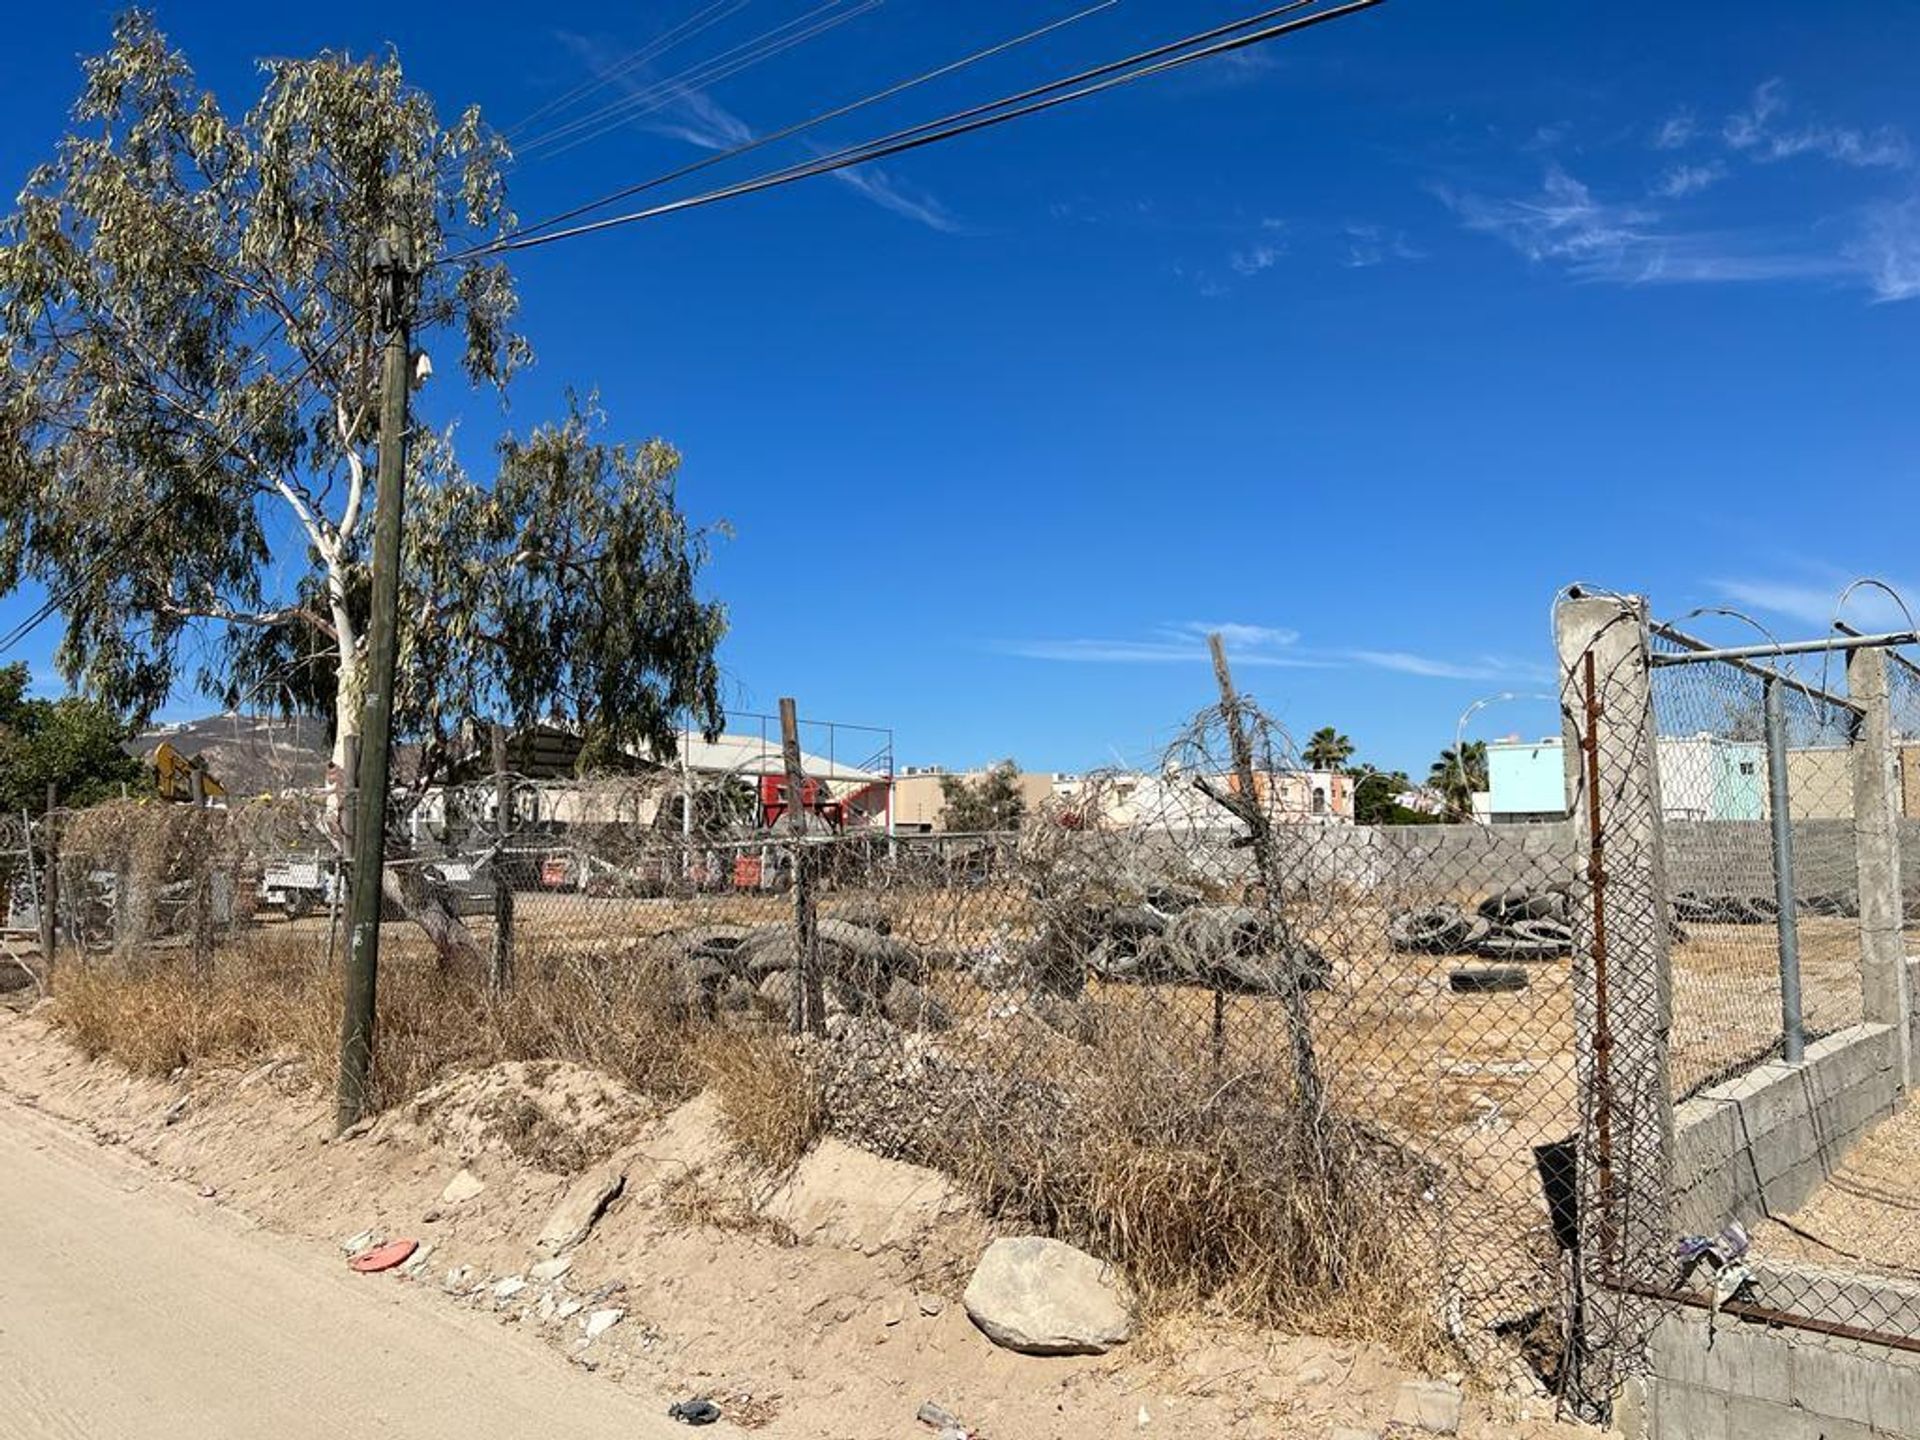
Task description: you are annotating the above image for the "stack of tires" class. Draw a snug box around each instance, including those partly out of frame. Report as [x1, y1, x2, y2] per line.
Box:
[1388, 884, 1574, 960]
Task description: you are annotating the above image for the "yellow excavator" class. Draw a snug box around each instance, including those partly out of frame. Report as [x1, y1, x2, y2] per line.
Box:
[151, 741, 227, 804]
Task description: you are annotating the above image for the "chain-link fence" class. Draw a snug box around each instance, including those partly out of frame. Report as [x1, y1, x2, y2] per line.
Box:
[18, 698, 1598, 1396]
[1566, 597, 1920, 1428]
[12, 590, 1920, 1428]
[1650, 626, 1866, 1096]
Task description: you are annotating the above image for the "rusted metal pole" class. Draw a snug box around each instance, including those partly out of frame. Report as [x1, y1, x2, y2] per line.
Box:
[1582, 648, 1617, 1250]
[38, 785, 58, 983]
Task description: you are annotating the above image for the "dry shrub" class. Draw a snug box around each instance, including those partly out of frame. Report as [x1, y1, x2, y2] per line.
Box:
[49, 933, 702, 1112]
[699, 1031, 823, 1172]
[835, 1014, 1445, 1354]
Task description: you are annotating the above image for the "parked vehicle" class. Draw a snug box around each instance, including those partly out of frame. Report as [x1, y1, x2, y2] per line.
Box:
[258, 853, 341, 919]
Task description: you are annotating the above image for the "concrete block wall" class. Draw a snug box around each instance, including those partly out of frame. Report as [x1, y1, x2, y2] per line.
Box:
[1672, 1024, 1902, 1235]
[1647, 1308, 1920, 1439]
[1646, 1025, 1916, 1439]
[1909, 959, 1920, 1074]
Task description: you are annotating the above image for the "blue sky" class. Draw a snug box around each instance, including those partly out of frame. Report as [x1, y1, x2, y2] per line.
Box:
[4, 1, 1918, 776]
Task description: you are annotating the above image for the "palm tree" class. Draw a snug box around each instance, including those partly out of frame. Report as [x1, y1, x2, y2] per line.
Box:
[1429, 741, 1489, 820]
[1303, 726, 1355, 772]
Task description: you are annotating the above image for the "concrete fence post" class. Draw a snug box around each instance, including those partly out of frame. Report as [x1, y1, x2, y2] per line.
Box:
[1847, 644, 1911, 1093]
[1555, 592, 1677, 1419]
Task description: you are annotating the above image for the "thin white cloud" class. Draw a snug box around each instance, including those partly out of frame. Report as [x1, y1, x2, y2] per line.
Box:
[1198, 622, 1301, 648]
[1653, 110, 1698, 150]
[1714, 577, 1920, 632]
[1434, 165, 1657, 268]
[1230, 242, 1285, 276]
[1002, 622, 1317, 667]
[1437, 164, 1909, 298]
[824, 159, 963, 234]
[558, 33, 960, 233]
[1847, 196, 1920, 302]
[1344, 222, 1426, 268]
[1001, 623, 1542, 681]
[1348, 651, 1549, 683]
[1723, 79, 1910, 170]
[1651, 161, 1726, 199]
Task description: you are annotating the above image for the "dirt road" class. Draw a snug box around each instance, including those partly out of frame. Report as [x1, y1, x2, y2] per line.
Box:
[0, 1096, 684, 1440]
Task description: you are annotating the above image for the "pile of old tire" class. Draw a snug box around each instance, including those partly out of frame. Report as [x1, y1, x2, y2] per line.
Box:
[1054, 899, 1330, 996]
[1671, 890, 1859, 924]
[661, 914, 945, 1029]
[1390, 883, 1573, 960]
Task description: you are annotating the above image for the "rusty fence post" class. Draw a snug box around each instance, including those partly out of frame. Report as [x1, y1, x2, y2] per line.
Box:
[36, 784, 58, 988]
[1555, 592, 1676, 1422]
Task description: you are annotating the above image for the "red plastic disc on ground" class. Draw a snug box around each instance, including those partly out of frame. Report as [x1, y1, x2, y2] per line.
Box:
[348, 1239, 418, 1273]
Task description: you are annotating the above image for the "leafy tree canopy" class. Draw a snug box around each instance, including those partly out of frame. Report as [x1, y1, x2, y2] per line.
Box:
[0, 663, 144, 811]
[940, 760, 1026, 833]
[0, 12, 723, 787]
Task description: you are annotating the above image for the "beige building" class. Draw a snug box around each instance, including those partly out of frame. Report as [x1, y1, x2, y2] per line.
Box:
[889, 767, 1081, 833]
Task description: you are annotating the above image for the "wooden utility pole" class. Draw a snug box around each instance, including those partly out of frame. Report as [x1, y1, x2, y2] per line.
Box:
[780, 698, 824, 1034]
[490, 722, 515, 996]
[1207, 633, 1323, 1116]
[336, 226, 415, 1132]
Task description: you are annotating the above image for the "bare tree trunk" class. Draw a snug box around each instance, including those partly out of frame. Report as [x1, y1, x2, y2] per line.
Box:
[326, 591, 477, 971]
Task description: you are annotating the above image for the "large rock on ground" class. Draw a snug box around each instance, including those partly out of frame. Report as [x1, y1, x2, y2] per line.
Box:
[962, 1236, 1134, 1356]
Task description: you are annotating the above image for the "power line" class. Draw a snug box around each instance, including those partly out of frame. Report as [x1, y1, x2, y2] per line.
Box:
[513, 0, 881, 165]
[503, 0, 746, 146]
[494, 0, 1119, 253]
[433, 0, 881, 260]
[452, 0, 1383, 265]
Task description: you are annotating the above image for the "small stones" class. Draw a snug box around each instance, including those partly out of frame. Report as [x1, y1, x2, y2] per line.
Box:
[529, 1256, 572, 1283]
[584, 1307, 625, 1340]
[439, 1168, 485, 1205]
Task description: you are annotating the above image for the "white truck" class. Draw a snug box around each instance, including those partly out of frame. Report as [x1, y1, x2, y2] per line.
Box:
[257, 853, 341, 919]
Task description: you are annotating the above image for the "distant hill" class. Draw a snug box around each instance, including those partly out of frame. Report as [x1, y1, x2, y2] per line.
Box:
[132, 714, 332, 798]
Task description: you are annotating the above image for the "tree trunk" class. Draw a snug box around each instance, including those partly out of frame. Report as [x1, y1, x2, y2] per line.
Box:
[326, 588, 478, 971]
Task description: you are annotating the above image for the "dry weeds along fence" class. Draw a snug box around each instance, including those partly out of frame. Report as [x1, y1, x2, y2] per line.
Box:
[38, 731, 1578, 1374]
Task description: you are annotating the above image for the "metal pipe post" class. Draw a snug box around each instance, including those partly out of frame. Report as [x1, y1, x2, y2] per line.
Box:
[1763, 676, 1806, 1063]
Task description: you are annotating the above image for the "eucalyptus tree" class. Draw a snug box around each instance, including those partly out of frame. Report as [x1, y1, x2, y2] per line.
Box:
[0, 12, 725, 797]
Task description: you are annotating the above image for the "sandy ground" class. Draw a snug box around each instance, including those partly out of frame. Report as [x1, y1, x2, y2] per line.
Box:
[0, 1006, 1600, 1440]
[0, 1094, 689, 1440]
[1755, 1086, 1920, 1288]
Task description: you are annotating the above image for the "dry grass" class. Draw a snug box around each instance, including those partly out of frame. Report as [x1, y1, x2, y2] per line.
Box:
[50, 928, 701, 1111]
[698, 1031, 823, 1172]
[864, 1010, 1450, 1352]
[657, 1169, 798, 1245]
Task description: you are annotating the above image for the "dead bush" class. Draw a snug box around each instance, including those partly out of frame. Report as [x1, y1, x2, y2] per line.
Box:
[699, 1031, 823, 1172]
[809, 1013, 1443, 1354]
[48, 935, 702, 1113]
